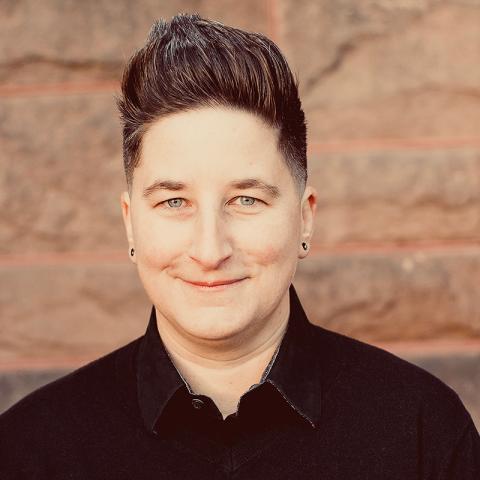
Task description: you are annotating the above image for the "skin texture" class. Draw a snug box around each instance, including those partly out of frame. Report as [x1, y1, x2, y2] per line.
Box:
[121, 106, 317, 416]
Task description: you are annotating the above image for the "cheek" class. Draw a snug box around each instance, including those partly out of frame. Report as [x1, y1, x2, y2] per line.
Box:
[134, 221, 181, 268]
[254, 245, 284, 265]
[248, 232, 296, 266]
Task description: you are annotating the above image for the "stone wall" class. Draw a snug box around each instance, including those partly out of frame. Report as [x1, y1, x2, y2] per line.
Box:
[1, 1, 479, 427]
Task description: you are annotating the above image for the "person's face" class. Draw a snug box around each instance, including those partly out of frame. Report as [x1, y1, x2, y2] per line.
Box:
[121, 106, 317, 344]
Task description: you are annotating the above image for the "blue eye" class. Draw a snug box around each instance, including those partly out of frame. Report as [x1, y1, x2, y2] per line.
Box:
[236, 196, 257, 206]
[165, 198, 184, 208]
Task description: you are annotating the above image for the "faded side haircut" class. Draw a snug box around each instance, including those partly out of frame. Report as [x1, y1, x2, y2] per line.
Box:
[117, 13, 307, 196]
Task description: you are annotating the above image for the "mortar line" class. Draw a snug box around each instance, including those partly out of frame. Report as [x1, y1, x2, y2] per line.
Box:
[309, 137, 480, 153]
[1, 240, 480, 267]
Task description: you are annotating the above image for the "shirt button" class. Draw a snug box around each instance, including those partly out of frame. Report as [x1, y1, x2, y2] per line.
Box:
[191, 398, 205, 410]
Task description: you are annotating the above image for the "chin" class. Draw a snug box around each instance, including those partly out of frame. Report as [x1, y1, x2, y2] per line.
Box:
[176, 312, 250, 342]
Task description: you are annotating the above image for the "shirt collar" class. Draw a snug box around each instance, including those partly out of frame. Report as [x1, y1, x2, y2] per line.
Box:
[265, 284, 321, 428]
[136, 306, 185, 434]
[136, 283, 322, 433]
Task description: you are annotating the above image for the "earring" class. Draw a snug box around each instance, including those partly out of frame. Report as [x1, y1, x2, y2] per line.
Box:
[302, 242, 308, 251]
[130, 248, 135, 257]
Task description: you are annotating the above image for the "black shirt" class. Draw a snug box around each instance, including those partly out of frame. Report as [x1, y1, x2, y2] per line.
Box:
[0, 283, 479, 478]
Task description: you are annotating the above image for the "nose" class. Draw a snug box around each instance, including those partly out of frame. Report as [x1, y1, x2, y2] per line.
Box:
[188, 206, 233, 269]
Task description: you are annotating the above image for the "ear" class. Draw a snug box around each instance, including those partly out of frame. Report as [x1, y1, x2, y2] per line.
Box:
[120, 190, 136, 264]
[299, 185, 318, 258]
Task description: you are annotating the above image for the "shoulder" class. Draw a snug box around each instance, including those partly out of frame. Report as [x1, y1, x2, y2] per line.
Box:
[0, 336, 141, 440]
[308, 322, 473, 425]
[305, 323, 480, 472]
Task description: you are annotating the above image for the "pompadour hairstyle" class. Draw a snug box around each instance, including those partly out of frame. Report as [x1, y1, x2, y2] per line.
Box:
[117, 13, 308, 196]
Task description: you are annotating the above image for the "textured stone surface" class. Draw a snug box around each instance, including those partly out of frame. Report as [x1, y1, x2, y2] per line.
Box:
[279, 1, 480, 140]
[308, 148, 480, 243]
[0, 93, 126, 254]
[295, 249, 480, 342]
[0, 263, 149, 361]
[0, 0, 269, 85]
[1, 350, 478, 431]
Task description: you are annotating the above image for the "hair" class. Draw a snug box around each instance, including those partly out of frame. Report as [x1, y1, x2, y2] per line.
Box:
[117, 13, 307, 197]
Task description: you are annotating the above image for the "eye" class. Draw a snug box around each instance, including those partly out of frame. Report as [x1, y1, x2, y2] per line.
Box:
[232, 196, 261, 207]
[164, 198, 184, 208]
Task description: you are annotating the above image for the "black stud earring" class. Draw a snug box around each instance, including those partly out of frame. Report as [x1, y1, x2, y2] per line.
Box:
[130, 248, 135, 257]
[302, 242, 308, 251]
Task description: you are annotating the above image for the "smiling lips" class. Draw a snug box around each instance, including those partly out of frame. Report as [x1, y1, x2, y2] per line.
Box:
[183, 278, 246, 289]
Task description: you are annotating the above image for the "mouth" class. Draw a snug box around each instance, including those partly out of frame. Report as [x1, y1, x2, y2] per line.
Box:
[182, 278, 247, 291]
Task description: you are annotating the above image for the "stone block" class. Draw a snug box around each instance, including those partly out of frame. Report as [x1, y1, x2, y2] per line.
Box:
[294, 249, 480, 342]
[0, 0, 269, 85]
[4, 92, 479, 254]
[1, 249, 480, 362]
[308, 148, 480, 243]
[0, 93, 127, 254]
[0, 262, 150, 361]
[279, 1, 480, 140]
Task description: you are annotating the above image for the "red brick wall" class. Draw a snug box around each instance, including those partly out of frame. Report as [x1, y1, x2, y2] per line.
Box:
[1, 1, 479, 424]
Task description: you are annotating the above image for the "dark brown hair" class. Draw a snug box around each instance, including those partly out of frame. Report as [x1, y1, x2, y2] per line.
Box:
[117, 13, 307, 196]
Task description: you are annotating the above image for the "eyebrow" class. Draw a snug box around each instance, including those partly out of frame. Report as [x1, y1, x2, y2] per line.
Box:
[142, 178, 281, 199]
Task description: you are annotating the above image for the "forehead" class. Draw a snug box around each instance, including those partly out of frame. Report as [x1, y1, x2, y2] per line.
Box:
[138, 106, 286, 181]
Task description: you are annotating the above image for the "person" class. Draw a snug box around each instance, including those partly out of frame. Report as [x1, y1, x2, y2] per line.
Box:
[0, 12, 479, 479]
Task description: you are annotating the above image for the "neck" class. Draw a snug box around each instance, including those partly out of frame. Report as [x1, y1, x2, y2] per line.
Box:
[155, 294, 290, 419]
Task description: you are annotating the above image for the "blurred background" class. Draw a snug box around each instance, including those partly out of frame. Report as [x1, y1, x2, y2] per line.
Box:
[1, 1, 479, 427]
